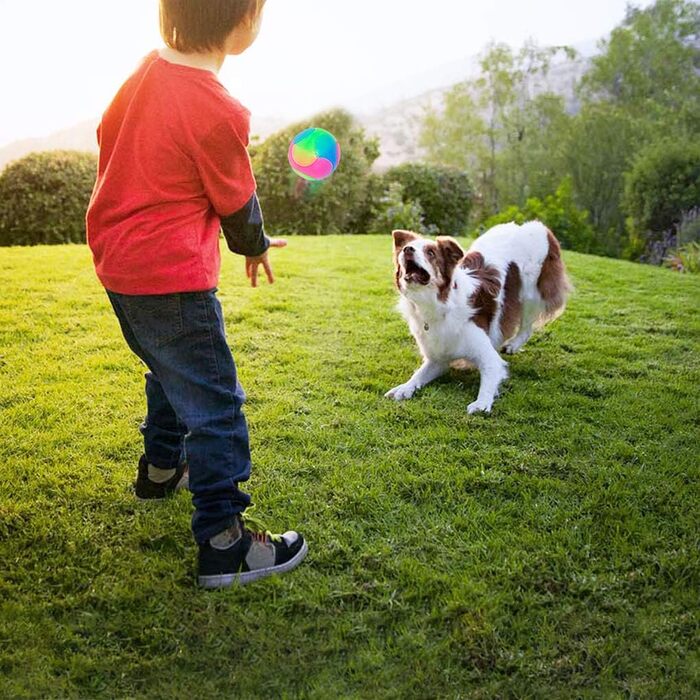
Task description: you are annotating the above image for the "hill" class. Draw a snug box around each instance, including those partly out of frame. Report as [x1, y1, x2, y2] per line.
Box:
[0, 115, 288, 171]
[0, 237, 698, 697]
[0, 42, 595, 172]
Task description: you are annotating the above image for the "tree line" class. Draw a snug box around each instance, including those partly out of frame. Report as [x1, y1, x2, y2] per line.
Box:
[420, 0, 700, 263]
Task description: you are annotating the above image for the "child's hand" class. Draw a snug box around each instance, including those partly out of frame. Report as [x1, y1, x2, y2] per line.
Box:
[245, 238, 288, 287]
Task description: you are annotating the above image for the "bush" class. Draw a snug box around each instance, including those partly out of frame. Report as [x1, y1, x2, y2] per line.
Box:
[251, 109, 379, 235]
[623, 139, 700, 237]
[480, 178, 596, 253]
[643, 206, 700, 267]
[665, 241, 700, 274]
[368, 182, 435, 235]
[0, 151, 97, 246]
[382, 163, 473, 235]
[348, 172, 384, 233]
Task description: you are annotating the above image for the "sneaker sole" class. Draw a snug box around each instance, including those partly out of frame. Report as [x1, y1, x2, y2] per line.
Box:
[198, 539, 309, 589]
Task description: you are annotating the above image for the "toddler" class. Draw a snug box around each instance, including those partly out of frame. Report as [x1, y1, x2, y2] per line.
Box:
[86, 0, 307, 588]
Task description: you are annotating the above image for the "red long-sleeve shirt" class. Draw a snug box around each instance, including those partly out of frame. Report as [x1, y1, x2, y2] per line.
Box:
[86, 51, 256, 295]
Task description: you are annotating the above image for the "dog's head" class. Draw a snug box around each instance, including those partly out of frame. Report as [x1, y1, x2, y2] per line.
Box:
[392, 230, 465, 301]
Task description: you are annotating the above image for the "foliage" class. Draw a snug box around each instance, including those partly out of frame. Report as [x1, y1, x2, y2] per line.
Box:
[623, 139, 700, 238]
[1, 238, 699, 697]
[347, 172, 385, 234]
[381, 163, 473, 235]
[368, 182, 433, 235]
[496, 93, 571, 207]
[0, 150, 97, 246]
[665, 241, 700, 273]
[420, 0, 700, 262]
[480, 178, 596, 253]
[421, 82, 487, 179]
[251, 109, 379, 235]
[573, 0, 700, 259]
[564, 104, 639, 256]
[421, 40, 574, 218]
[580, 0, 700, 131]
[642, 206, 700, 266]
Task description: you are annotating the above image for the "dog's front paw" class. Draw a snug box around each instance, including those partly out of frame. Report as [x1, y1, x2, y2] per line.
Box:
[503, 342, 521, 355]
[467, 399, 493, 415]
[385, 383, 416, 401]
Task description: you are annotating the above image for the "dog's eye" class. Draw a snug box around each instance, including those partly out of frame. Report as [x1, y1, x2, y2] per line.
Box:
[426, 250, 436, 259]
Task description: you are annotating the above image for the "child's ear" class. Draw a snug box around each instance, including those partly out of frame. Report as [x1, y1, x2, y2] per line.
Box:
[392, 230, 420, 250]
[249, 1, 266, 27]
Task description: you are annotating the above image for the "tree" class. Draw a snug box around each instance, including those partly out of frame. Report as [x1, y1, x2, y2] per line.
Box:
[496, 93, 571, 208]
[580, 0, 700, 132]
[564, 104, 638, 256]
[572, 0, 700, 257]
[623, 139, 700, 241]
[420, 41, 573, 219]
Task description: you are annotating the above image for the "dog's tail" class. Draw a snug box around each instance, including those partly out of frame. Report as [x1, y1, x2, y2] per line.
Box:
[537, 229, 572, 323]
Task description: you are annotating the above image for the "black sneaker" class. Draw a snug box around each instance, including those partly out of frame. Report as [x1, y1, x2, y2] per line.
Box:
[134, 454, 189, 500]
[198, 516, 308, 588]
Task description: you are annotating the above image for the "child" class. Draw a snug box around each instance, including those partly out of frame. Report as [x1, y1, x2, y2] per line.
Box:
[86, 0, 307, 588]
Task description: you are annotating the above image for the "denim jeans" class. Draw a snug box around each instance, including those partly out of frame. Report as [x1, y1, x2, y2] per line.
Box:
[106, 288, 252, 544]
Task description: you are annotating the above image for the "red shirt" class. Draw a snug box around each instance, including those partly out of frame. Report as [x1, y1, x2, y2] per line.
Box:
[86, 51, 256, 295]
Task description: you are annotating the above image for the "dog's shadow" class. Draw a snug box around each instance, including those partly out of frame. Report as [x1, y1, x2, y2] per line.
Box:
[435, 362, 482, 396]
[434, 358, 536, 402]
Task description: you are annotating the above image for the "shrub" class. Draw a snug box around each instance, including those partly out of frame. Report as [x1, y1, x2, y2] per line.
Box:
[480, 178, 596, 253]
[348, 172, 384, 233]
[368, 182, 435, 235]
[382, 163, 473, 235]
[664, 241, 700, 274]
[0, 151, 97, 246]
[623, 139, 700, 238]
[643, 206, 700, 267]
[251, 109, 379, 235]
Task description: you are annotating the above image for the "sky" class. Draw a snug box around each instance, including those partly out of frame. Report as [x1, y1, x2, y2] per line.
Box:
[0, 0, 654, 148]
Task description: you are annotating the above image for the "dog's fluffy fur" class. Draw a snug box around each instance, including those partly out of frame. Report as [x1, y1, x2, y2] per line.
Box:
[386, 221, 571, 413]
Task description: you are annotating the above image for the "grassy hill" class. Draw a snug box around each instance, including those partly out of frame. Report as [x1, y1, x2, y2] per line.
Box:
[1, 236, 698, 698]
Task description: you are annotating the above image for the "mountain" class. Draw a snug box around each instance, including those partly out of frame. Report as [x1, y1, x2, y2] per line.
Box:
[0, 115, 289, 171]
[0, 120, 100, 171]
[357, 49, 594, 170]
[0, 41, 597, 173]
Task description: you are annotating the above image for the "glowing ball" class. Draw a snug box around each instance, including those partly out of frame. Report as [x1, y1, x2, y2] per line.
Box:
[288, 128, 341, 181]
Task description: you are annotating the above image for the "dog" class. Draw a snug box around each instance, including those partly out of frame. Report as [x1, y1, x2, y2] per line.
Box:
[386, 221, 571, 414]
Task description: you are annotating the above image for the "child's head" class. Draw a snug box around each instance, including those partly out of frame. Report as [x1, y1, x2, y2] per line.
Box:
[160, 0, 266, 56]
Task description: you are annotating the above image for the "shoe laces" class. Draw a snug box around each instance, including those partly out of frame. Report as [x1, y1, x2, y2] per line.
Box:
[240, 507, 282, 543]
[249, 530, 282, 544]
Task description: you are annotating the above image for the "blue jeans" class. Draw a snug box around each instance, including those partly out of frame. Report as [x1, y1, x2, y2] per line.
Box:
[106, 288, 252, 544]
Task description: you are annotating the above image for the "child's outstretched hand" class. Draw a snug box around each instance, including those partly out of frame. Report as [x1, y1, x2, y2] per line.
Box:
[245, 238, 288, 287]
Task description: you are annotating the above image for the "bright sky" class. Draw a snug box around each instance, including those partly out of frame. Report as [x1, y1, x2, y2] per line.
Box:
[0, 0, 653, 147]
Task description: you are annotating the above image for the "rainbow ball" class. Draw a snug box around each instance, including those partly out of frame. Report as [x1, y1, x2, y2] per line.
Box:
[288, 128, 341, 181]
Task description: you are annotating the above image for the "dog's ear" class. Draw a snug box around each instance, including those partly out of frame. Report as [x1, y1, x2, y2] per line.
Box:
[461, 251, 485, 271]
[436, 236, 464, 265]
[392, 230, 420, 250]
[462, 250, 501, 299]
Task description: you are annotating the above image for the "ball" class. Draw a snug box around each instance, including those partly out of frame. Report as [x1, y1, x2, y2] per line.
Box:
[288, 128, 341, 181]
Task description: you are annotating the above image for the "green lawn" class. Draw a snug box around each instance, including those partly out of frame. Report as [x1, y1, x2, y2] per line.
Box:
[1, 236, 699, 698]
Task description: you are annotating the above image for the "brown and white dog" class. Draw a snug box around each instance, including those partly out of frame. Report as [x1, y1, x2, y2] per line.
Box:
[386, 221, 571, 414]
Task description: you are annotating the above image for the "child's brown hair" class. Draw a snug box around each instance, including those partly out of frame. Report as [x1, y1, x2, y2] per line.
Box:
[160, 0, 265, 53]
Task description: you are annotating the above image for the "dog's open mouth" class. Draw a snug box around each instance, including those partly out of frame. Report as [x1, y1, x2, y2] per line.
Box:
[403, 259, 431, 285]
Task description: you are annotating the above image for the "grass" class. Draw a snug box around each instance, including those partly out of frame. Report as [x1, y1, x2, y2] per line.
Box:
[0, 235, 699, 699]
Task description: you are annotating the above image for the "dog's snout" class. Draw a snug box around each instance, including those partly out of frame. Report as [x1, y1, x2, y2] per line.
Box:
[403, 246, 415, 256]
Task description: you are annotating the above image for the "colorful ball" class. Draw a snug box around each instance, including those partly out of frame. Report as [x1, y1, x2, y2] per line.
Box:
[288, 128, 341, 181]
